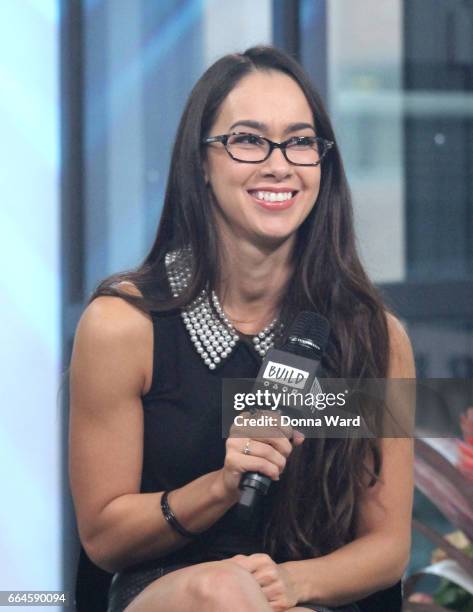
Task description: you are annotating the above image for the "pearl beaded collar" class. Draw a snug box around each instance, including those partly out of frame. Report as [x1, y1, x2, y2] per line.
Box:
[165, 249, 283, 370]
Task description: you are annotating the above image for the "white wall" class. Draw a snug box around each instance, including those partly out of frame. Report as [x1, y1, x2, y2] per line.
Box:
[0, 1, 61, 609]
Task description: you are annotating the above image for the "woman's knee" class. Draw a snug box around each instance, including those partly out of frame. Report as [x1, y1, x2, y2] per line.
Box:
[188, 561, 261, 605]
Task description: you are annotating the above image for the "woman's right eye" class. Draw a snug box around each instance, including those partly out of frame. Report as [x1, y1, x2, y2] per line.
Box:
[232, 133, 263, 145]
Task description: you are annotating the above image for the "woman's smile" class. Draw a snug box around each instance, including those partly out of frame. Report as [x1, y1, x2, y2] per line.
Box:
[247, 188, 299, 211]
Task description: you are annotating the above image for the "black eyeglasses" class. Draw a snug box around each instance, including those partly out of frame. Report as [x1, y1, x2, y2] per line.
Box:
[202, 132, 334, 166]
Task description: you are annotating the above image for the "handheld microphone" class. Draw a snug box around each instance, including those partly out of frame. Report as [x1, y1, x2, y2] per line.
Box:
[237, 311, 330, 520]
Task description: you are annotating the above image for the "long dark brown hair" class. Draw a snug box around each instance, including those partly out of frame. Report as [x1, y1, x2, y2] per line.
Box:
[90, 46, 389, 561]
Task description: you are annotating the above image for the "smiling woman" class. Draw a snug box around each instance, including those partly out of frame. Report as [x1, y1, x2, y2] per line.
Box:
[202, 70, 322, 248]
[69, 46, 414, 612]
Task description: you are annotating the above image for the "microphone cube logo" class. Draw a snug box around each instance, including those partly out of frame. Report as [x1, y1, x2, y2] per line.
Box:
[262, 361, 309, 389]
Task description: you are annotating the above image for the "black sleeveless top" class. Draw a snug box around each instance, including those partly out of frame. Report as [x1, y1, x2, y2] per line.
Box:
[140, 309, 281, 564]
[120, 307, 402, 611]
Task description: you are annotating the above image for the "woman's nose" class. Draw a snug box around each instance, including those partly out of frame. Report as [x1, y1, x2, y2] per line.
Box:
[259, 147, 293, 179]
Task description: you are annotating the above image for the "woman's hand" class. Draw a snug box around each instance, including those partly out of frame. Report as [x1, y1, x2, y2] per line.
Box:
[229, 553, 299, 611]
[213, 411, 305, 503]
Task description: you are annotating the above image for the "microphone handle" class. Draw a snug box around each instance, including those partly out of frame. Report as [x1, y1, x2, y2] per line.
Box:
[237, 471, 271, 521]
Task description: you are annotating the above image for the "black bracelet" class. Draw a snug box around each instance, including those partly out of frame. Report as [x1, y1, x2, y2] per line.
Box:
[160, 490, 201, 539]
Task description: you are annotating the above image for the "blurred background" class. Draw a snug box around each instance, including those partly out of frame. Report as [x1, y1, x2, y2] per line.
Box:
[0, 0, 472, 610]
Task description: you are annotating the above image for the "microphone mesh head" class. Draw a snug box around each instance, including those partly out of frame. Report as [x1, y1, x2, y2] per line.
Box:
[288, 311, 330, 353]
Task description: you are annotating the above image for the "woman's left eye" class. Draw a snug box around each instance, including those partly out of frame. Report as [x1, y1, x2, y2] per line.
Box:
[288, 136, 315, 147]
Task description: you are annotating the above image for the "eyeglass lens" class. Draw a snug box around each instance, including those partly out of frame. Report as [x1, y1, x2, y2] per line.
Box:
[226, 134, 324, 164]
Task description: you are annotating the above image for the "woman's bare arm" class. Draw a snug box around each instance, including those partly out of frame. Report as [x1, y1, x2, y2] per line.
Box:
[280, 313, 415, 606]
[69, 294, 237, 574]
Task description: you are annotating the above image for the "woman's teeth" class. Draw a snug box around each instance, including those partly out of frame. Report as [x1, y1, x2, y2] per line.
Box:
[254, 191, 294, 202]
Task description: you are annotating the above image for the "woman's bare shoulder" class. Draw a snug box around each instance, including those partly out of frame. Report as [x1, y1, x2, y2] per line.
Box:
[385, 312, 415, 379]
[74, 282, 153, 396]
[80, 281, 149, 330]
